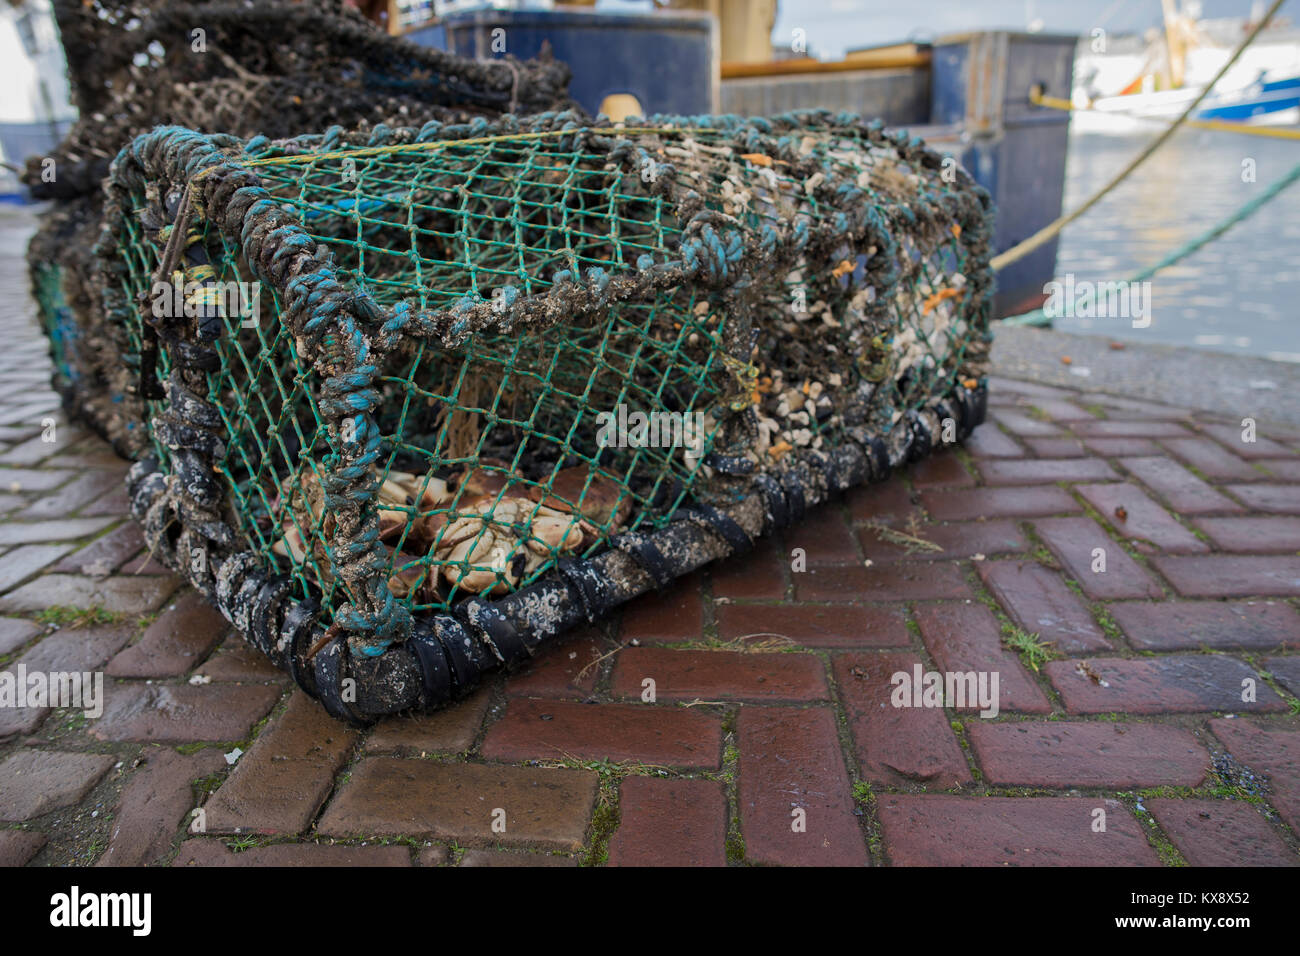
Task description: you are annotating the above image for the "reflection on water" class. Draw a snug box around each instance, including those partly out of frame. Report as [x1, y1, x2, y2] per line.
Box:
[1052, 127, 1300, 362]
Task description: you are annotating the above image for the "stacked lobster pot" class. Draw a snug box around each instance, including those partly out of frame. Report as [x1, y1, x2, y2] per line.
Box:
[26, 0, 573, 456]
[101, 110, 994, 723]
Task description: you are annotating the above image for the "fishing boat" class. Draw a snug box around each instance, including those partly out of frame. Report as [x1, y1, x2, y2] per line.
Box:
[1071, 0, 1300, 133]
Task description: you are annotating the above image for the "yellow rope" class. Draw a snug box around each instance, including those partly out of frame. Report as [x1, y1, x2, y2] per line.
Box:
[1033, 90, 1300, 141]
[190, 125, 718, 181]
[991, 0, 1287, 272]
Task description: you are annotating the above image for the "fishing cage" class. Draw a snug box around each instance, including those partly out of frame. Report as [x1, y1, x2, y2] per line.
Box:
[28, 0, 573, 456]
[106, 111, 993, 723]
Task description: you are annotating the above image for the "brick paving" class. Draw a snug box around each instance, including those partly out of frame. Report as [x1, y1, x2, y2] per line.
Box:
[1, 210, 1299, 867]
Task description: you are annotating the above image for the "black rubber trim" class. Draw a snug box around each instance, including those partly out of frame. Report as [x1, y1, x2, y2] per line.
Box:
[752, 472, 789, 531]
[409, 628, 453, 707]
[675, 504, 752, 556]
[312, 636, 368, 726]
[611, 531, 677, 588]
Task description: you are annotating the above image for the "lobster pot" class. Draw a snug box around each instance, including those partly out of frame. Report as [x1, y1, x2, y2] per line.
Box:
[27, 0, 573, 457]
[104, 111, 993, 723]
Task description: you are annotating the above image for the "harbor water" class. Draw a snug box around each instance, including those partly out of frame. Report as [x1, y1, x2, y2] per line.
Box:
[1051, 125, 1300, 362]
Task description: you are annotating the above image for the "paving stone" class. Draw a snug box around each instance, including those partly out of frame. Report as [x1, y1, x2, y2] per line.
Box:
[1073, 420, 1190, 438]
[607, 777, 726, 867]
[81, 483, 131, 516]
[1199, 423, 1293, 460]
[1195, 516, 1300, 552]
[17, 469, 125, 521]
[858, 520, 1027, 563]
[1161, 437, 1260, 481]
[968, 721, 1208, 787]
[990, 409, 1062, 437]
[52, 522, 146, 576]
[0, 829, 46, 866]
[619, 575, 703, 642]
[0, 544, 71, 593]
[908, 451, 975, 487]
[715, 601, 909, 649]
[482, 698, 721, 768]
[846, 479, 920, 525]
[97, 747, 227, 867]
[174, 839, 412, 867]
[1024, 438, 1086, 458]
[1153, 555, 1300, 598]
[978, 458, 1117, 485]
[737, 706, 868, 866]
[0, 749, 115, 822]
[0, 572, 179, 614]
[316, 757, 598, 850]
[878, 796, 1159, 866]
[1085, 438, 1161, 457]
[833, 652, 971, 788]
[1120, 456, 1246, 514]
[914, 602, 1051, 714]
[1222, 483, 1300, 514]
[795, 561, 971, 602]
[1032, 516, 1163, 600]
[1208, 719, 1300, 831]
[1046, 655, 1285, 714]
[921, 486, 1081, 520]
[0, 466, 74, 492]
[710, 536, 787, 600]
[1077, 394, 1190, 420]
[417, 846, 451, 865]
[504, 627, 608, 697]
[0, 617, 40, 656]
[458, 849, 577, 867]
[366, 687, 492, 754]
[0, 624, 135, 738]
[106, 591, 227, 678]
[979, 560, 1111, 654]
[610, 646, 827, 702]
[1266, 656, 1300, 696]
[1075, 482, 1208, 553]
[1110, 600, 1300, 651]
[90, 682, 283, 743]
[205, 691, 358, 835]
[0, 517, 116, 546]
[194, 632, 287, 683]
[1147, 799, 1297, 867]
[962, 423, 1025, 458]
[785, 502, 861, 565]
[1258, 458, 1300, 480]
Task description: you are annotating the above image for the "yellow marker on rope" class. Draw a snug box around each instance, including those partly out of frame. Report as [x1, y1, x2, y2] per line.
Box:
[1032, 90, 1300, 142]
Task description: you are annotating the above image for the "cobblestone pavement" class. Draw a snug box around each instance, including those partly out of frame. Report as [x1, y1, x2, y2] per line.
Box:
[1, 207, 1298, 867]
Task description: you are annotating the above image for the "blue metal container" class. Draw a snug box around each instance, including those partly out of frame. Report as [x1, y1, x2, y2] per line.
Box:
[931, 32, 1077, 317]
[406, 8, 717, 118]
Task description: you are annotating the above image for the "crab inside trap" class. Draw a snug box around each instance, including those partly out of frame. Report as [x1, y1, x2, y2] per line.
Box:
[111, 113, 993, 718]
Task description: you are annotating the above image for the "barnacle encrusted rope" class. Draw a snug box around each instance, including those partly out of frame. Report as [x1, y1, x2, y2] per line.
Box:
[108, 109, 993, 722]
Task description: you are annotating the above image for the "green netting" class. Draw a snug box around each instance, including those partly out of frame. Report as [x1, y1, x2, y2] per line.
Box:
[105, 111, 992, 668]
[26, 0, 573, 457]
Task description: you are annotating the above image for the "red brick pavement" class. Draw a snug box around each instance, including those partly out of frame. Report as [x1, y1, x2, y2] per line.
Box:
[1, 311, 1299, 868]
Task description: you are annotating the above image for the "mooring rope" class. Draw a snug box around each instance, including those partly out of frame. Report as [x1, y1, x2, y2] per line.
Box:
[991, 0, 1287, 272]
[1001, 157, 1300, 326]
